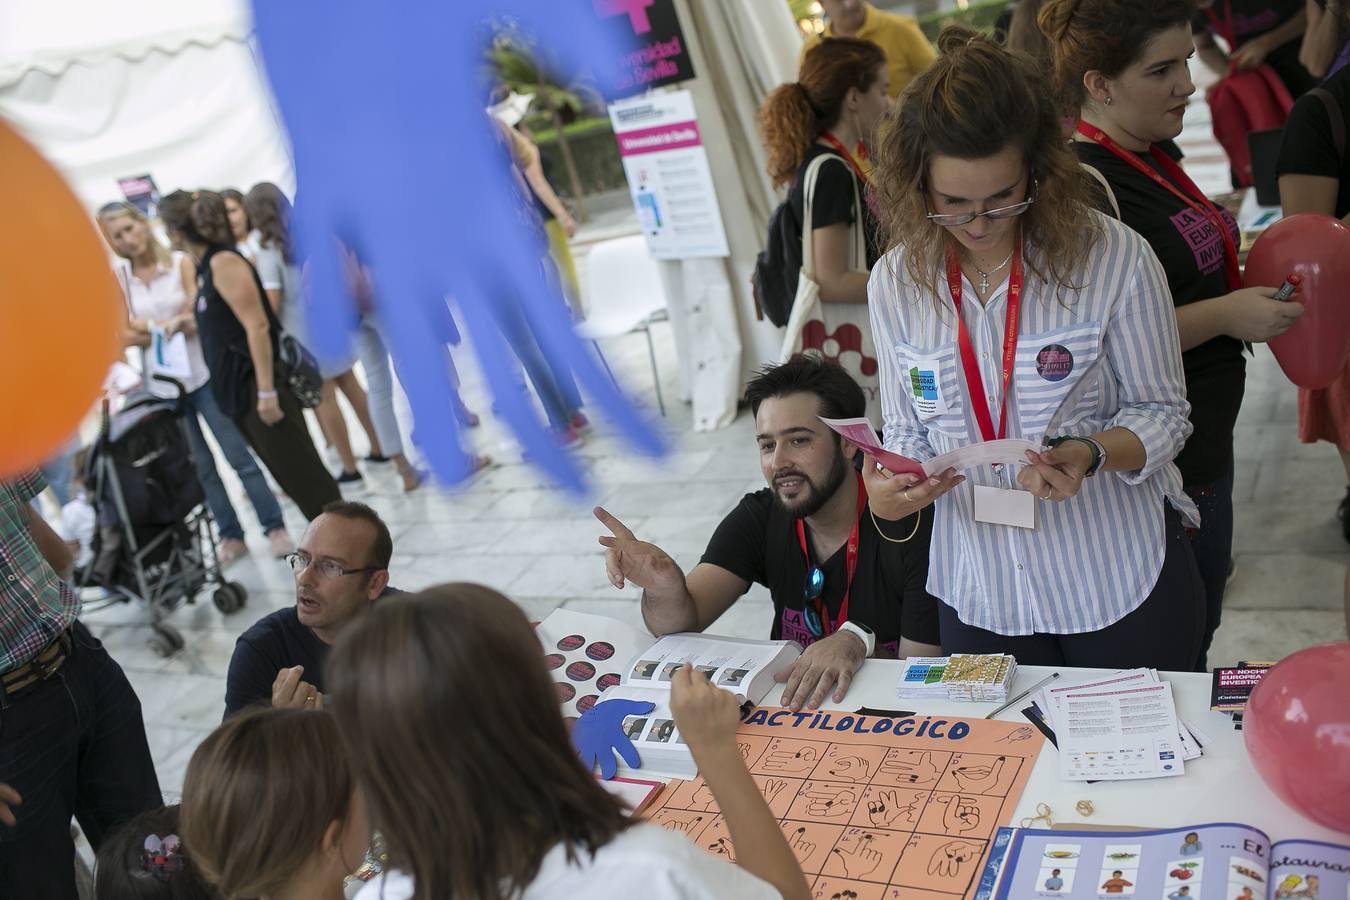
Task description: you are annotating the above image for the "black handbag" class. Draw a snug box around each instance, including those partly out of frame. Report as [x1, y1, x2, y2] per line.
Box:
[275, 330, 323, 408]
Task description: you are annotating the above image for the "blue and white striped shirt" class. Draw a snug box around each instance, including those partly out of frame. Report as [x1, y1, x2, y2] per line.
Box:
[868, 213, 1199, 636]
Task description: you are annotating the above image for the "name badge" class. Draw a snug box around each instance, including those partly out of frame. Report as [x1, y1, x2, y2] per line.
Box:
[907, 356, 948, 416]
[973, 484, 1036, 529]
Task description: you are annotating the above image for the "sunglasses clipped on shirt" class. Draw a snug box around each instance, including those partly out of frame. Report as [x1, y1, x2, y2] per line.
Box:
[922, 177, 1038, 227]
[802, 565, 827, 638]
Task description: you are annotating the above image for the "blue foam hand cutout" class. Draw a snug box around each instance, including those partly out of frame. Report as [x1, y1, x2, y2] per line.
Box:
[249, 0, 665, 491]
[573, 698, 657, 780]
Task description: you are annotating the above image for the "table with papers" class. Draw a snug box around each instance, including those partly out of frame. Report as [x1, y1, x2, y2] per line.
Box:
[615, 658, 1346, 844]
[843, 661, 1347, 845]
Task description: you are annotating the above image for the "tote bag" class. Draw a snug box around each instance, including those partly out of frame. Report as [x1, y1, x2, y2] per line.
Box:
[779, 153, 881, 426]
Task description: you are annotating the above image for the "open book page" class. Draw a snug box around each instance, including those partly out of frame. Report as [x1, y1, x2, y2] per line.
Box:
[1268, 838, 1350, 900]
[536, 609, 654, 719]
[594, 684, 698, 777]
[991, 823, 1272, 900]
[621, 633, 802, 705]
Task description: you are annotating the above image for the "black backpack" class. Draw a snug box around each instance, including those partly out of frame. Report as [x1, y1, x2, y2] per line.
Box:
[753, 194, 804, 328]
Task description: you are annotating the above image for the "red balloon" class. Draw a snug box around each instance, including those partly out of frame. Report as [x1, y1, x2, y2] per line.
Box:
[1244, 642, 1350, 832]
[1244, 213, 1350, 389]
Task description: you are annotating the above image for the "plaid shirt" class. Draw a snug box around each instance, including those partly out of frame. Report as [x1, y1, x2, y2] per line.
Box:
[0, 472, 79, 673]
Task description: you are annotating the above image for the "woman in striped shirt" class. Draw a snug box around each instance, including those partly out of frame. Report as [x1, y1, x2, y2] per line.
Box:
[863, 27, 1206, 670]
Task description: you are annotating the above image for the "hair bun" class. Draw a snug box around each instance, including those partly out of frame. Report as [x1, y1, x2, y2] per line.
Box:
[935, 25, 985, 56]
[1037, 0, 1086, 43]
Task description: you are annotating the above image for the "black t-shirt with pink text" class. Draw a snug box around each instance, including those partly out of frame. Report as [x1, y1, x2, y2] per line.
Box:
[1075, 141, 1246, 487]
[699, 487, 941, 654]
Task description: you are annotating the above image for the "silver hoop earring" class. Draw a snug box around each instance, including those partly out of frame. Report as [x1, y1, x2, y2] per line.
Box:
[1105, 96, 1114, 106]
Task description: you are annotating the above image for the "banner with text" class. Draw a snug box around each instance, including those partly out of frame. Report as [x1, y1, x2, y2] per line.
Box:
[608, 90, 730, 259]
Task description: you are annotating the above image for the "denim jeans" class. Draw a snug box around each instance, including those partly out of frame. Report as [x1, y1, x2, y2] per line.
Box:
[1185, 461, 1235, 672]
[0, 622, 163, 900]
[498, 300, 582, 432]
[355, 319, 404, 457]
[183, 384, 286, 539]
[33, 437, 81, 511]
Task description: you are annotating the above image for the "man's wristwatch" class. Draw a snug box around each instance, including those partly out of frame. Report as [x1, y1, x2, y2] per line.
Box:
[838, 620, 876, 657]
[1047, 435, 1108, 477]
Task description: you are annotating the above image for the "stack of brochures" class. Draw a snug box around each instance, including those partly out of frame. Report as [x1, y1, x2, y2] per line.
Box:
[895, 653, 1018, 702]
[1026, 668, 1202, 782]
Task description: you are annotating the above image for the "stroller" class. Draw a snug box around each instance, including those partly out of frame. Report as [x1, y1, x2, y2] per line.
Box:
[77, 376, 247, 657]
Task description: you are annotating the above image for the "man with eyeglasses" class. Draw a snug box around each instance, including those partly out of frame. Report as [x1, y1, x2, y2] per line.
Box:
[595, 357, 943, 711]
[223, 501, 393, 718]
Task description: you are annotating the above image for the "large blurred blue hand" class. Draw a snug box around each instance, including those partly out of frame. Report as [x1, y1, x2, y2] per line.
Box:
[573, 698, 656, 780]
[249, 1, 665, 491]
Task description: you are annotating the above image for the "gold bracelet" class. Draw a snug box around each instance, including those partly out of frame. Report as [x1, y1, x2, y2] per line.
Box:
[870, 506, 922, 543]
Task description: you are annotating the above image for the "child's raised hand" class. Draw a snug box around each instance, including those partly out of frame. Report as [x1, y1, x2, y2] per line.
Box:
[670, 665, 742, 754]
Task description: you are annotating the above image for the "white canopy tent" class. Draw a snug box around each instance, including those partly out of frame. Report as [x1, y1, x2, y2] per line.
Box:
[0, 0, 294, 208]
[0, 0, 804, 431]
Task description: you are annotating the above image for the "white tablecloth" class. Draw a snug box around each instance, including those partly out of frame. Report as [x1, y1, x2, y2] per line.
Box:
[842, 661, 1346, 844]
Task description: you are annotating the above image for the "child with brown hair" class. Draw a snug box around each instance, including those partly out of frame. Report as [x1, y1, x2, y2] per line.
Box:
[328, 583, 810, 900]
[179, 707, 369, 900]
[95, 805, 220, 900]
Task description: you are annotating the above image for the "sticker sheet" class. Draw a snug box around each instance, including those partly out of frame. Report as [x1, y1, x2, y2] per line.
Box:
[535, 610, 649, 720]
[644, 708, 1044, 900]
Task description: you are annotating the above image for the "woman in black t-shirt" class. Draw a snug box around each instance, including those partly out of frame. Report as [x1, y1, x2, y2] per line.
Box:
[1043, 0, 1305, 669]
[1192, 0, 1315, 99]
[758, 37, 892, 303]
[1276, 65, 1350, 540]
[159, 189, 340, 521]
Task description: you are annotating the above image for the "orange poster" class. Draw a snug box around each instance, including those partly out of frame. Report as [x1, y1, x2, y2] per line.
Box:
[644, 707, 1044, 900]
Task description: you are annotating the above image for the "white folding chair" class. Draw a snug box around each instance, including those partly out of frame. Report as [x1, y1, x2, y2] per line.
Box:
[576, 235, 669, 416]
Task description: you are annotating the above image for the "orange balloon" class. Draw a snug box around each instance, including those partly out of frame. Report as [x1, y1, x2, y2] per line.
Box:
[0, 121, 122, 479]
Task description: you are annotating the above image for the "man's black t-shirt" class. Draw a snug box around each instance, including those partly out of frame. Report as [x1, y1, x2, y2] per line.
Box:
[1075, 141, 1246, 487]
[700, 487, 940, 654]
[1277, 64, 1350, 216]
[223, 606, 327, 719]
[788, 144, 881, 269]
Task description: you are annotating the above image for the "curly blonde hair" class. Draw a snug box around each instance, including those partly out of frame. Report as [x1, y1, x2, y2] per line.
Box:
[869, 26, 1099, 306]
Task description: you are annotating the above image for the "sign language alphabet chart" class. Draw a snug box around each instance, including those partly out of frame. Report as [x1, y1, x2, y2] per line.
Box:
[644, 709, 1044, 900]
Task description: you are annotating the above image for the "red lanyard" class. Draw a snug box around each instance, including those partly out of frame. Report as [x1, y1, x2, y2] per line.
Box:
[1075, 120, 1241, 291]
[794, 473, 867, 636]
[819, 132, 869, 183]
[946, 242, 1025, 443]
[1203, 0, 1236, 49]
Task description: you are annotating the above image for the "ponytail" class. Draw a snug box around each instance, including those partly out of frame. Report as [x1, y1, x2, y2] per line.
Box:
[759, 82, 819, 188]
[159, 189, 235, 248]
[758, 37, 888, 188]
